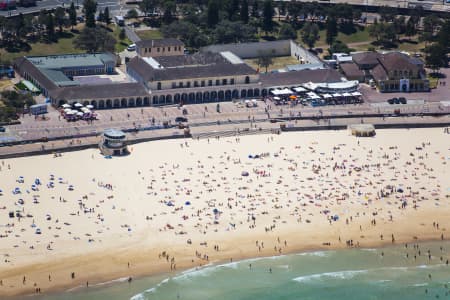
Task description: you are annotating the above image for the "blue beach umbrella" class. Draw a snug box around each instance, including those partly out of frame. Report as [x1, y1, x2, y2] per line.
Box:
[185, 201, 191, 205]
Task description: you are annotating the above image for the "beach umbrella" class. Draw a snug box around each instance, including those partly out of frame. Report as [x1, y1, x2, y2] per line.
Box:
[213, 208, 219, 214]
[248, 155, 253, 159]
[185, 201, 191, 205]
[74, 103, 83, 108]
[241, 171, 249, 176]
[397, 188, 404, 193]
[86, 105, 94, 109]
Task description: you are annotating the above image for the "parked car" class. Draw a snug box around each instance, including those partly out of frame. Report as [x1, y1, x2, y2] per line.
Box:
[399, 97, 407, 104]
[387, 98, 394, 105]
[127, 44, 136, 51]
[175, 116, 188, 123]
[0, 126, 5, 132]
[394, 97, 400, 104]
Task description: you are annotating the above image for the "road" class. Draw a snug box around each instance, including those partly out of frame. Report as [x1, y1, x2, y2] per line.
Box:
[124, 25, 141, 43]
[0, 0, 127, 17]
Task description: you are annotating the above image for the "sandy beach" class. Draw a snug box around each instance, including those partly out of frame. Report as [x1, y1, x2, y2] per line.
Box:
[0, 127, 449, 297]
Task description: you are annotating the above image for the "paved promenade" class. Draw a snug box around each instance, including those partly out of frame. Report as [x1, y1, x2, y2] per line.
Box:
[0, 101, 448, 158]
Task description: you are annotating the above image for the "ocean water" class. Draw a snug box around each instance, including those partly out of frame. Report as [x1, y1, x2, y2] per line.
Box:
[39, 241, 450, 300]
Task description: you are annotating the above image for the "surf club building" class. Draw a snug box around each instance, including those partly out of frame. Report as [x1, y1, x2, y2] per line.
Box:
[14, 38, 359, 109]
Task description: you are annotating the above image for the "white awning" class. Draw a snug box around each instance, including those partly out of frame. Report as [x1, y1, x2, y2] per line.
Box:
[293, 87, 307, 93]
[342, 92, 352, 97]
[307, 92, 321, 99]
[332, 93, 342, 97]
[271, 88, 293, 95]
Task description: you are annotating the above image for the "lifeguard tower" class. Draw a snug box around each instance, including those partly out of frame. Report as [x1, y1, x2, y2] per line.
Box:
[99, 129, 129, 156]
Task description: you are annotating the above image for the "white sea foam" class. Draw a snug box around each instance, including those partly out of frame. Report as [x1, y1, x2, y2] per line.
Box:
[296, 250, 333, 257]
[375, 279, 392, 283]
[293, 270, 368, 283]
[129, 278, 169, 300]
[412, 283, 428, 287]
[93, 277, 129, 287]
[360, 248, 377, 252]
[172, 264, 215, 281]
[278, 264, 290, 269]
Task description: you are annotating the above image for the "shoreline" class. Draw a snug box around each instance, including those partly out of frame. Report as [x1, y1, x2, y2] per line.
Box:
[0, 128, 448, 298]
[4, 213, 449, 299]
[42, 236, 450, 299]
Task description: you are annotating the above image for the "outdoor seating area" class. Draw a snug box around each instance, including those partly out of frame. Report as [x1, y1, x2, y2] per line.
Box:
[59, 103, 97, 122]
[269, 85, 363, 107]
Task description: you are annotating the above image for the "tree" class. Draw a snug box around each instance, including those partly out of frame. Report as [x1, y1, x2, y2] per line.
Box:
[104, 7, 111, 25]
[262, 0, 274, 34]
[251, 0, 259, 18]
[74, 27, 116, 52]
[46, 13, 56, 40]
[278, 23, 296, 40]
[161, 0, 176, 24]
[404, 16, 416, 38]
[214, 20, 256, 43]
[119, 28, 126, 40]
[83, 0, 97, 28]
[226, 0, 239, 21]
[326, 17, 338, 45]
[421, 15, 442, 44]
[54, 7, 66, 33]
[240, 0, 249, 24]
[139, 0, 157, 17]
[329, 40, 352, 54]
[379, 5, 397, 23]
[436, 19, 450, 50]
[393, 16, 406, 35]
[69, 2, 77, 30]
[126, 9, 139, 19]
[425, 43, 447, 73]
[301, 22, 319, 49]
[257, 51, 273, 72]
[286, 2, 302, 22]
[207, 0, 219, 27]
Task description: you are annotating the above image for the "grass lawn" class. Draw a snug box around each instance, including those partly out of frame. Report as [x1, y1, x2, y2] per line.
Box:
[337, 27, 371, 45]
[295, 25, 425, 55]
[0, 32, 83, 62]
[0, 24, 134, 62]
[244, 56, 300, 72]
[136, 29, 163, 40]
[110, 25, 132, 52]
